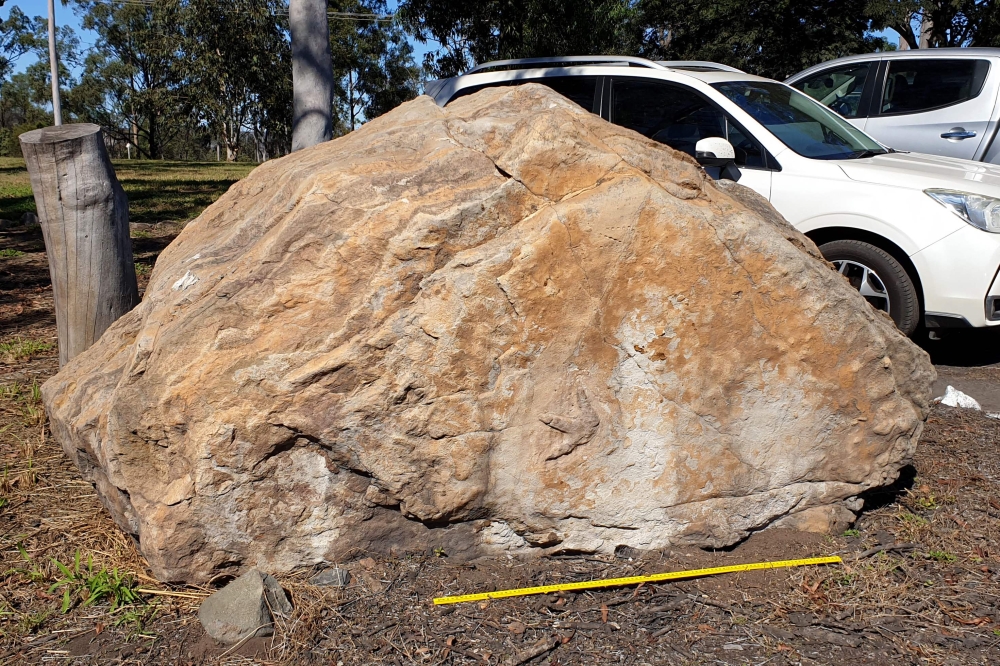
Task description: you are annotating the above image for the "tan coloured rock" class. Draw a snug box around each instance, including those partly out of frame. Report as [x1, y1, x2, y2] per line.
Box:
[44, 85, 935, 583]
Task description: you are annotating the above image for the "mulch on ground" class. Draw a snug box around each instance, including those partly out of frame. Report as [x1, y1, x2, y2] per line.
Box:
[2, 218, 1000, 665]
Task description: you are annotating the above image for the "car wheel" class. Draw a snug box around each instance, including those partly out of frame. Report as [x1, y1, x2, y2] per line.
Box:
[818, 239, 920, 335]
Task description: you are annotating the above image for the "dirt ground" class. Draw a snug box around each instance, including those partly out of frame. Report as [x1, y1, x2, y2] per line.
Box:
[3, 216, 1000, 665]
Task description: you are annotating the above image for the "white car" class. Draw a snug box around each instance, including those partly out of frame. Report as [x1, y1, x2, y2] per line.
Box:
[787, 48, 1000, 164]
[427, 56, 1000, 335]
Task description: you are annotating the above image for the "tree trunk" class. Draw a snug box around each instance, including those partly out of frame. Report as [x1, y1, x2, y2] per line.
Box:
[290, 0, 333, 151]
[20, 124, 140, 367]
[919, 16, 933, 48]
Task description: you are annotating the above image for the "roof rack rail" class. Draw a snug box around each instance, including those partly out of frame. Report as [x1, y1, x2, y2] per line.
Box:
[657, 61, 746, 73]
[467, 55, 666, 74]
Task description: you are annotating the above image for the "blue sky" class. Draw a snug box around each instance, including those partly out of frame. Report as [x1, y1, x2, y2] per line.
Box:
[3, 1, 900, 78]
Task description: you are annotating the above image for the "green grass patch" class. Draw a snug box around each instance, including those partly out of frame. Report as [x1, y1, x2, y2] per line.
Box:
[0, 157, 256, 225]
[0, 248, 24, 258]
[50, 551, 141, 613]
[0, 337, 55, 362]
[926, 549, 957, 562]
[0, 379, 41, 402]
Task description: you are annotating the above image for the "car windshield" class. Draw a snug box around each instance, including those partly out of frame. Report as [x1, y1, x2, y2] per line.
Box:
[712, 81, 886, 160]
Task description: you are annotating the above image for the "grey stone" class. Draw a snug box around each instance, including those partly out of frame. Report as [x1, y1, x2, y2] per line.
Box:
[20, 212, 37, 226]
[197, 569, 291, 644]
[310, 567, 351, 587]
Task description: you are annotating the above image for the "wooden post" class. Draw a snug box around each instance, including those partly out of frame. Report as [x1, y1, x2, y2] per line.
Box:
[290, 0, 333, 151]
[20, 124, 139, 367]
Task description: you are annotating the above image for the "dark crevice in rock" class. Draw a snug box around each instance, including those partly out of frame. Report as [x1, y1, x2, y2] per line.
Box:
[253, 427, 323, 472]
[856, 464, 917, 515]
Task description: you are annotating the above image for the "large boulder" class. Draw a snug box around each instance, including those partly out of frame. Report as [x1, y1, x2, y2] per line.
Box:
[44, 85, 935, 583]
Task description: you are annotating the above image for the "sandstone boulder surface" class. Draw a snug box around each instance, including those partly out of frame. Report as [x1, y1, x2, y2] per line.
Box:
[44, 84, 935, 583]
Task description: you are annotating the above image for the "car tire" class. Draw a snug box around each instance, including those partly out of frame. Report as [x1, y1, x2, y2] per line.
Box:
[818, 239, 920, 336]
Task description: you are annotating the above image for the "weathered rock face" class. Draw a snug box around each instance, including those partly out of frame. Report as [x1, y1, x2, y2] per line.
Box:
[44, 85, 935, 583]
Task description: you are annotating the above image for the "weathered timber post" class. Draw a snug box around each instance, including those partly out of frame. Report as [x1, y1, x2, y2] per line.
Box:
[20, 124, 139, 367]
[290, 0, 333, 151]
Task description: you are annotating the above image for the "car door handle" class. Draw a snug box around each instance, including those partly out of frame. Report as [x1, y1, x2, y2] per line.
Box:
[941, 129, 977, 139]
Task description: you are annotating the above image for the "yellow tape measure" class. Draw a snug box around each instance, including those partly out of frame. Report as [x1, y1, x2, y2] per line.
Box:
[433, 555, 842, 605]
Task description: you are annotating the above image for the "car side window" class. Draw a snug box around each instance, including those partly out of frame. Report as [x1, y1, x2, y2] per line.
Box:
[539, 77, 600, 112]
[447, 76, 599, 113]
[879, 59, 990, 115]
[611, 78, 768, 169]
[792, 62, 873, 118]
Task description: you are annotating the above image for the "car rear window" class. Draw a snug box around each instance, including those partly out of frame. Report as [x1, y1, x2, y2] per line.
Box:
[880, 59, 990, 115]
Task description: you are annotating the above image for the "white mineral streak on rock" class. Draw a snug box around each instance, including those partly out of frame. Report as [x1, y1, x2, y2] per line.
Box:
[43, 85, 935, 583]
[171, 270, 198, 291]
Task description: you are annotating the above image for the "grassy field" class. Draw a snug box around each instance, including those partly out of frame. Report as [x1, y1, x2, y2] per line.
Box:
[0, 157, 256, 225]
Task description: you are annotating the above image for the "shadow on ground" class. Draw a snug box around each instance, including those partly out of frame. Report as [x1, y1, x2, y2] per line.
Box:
[917, 326, 1000, 367]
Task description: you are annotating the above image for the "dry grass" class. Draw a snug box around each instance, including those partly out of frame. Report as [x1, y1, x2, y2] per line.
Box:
[0, 157, 255, 225]
[0, 338, 54, 365]
[1, 176, 999, 661]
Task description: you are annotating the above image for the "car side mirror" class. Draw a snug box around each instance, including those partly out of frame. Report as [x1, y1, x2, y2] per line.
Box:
[695, 137, 736, 167]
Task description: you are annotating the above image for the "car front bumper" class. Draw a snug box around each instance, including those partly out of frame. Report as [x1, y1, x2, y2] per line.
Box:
[911, 225, 1000, 328]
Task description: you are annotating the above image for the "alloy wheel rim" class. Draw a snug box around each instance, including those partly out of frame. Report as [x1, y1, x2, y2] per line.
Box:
[832, 259, 890, 315]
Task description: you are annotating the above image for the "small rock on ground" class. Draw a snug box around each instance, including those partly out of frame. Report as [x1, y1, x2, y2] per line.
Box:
[197, 569, 291, 644]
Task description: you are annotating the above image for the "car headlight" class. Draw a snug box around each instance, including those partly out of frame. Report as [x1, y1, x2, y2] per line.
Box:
[925, 189, 1000, 233]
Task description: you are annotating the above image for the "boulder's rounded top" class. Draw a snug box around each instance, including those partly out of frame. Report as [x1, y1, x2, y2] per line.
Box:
[19, 123, 102, 145]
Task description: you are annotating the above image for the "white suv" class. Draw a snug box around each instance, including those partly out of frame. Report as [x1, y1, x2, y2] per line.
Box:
[426, 56, 1000, 336]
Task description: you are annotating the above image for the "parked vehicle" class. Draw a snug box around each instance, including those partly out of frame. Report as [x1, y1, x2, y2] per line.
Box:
[426, 56, 1000, 335]
[786, 48, 1000, 164]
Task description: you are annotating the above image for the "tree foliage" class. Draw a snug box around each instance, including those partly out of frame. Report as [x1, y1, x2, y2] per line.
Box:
[866, 0, 1000, 49]
[7, 0, 1000, 161]
[187, 0, 291, 160]
[1, 7, 81, 154]
[1, 0, 417, 160]
[330, 1, 419, 133]
[640, 0, 890, 80]
[398, 0, 644, 78]
[71, 0, 192, 159]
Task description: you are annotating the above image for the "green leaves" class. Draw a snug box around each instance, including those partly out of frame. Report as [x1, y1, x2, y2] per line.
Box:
[639, 0, 892, 80]
[398, 0, 645, 78]
[48, 551, 141, 614]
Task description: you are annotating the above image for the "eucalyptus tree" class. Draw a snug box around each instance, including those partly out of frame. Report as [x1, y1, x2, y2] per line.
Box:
[866, 0, 1000, 48]
[1, 7, 80, 153]
[70, 0, 191, 159]
[187, 0, 291, 161]
[1, 6, 36, 82]
[329, 1, 419, 134]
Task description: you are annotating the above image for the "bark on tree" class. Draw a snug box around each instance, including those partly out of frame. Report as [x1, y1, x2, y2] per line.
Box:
[20, 124, 139, 367]
[290, 0, 333, 151]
